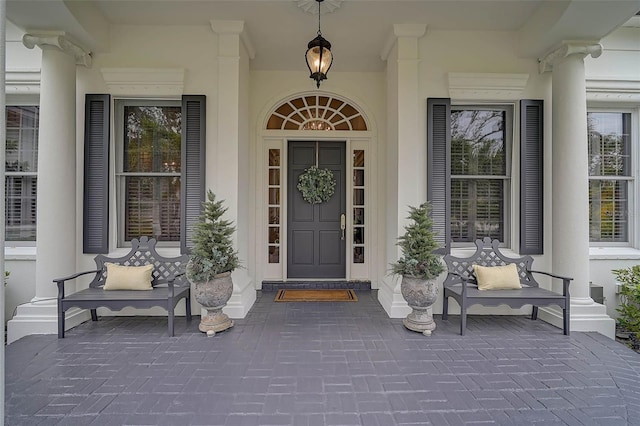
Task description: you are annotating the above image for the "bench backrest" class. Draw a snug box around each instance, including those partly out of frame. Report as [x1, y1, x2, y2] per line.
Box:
[89, 236, 189, 288]
[443, 237, 538, 288]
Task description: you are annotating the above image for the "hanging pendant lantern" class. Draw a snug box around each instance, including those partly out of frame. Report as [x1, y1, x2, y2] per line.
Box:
[305, 0, 333, 88]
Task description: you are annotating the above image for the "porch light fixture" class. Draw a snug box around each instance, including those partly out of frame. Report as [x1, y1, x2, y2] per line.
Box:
[305, 0, 333, 88]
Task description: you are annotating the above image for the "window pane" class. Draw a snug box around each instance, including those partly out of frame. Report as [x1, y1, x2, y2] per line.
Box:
[123, 106, 181, 173]
[268, 188, 280, 205]
[353, 189, 364, 206]
[588, 113, 631, 177]
[5, 176, 37, 241]
[125, 176, 181, 242]
[451, 179, 503, 242]
[268, 227, 280, 244]
[269, 149, 280, 166]
[353, 246, 364, 263]
[353, 169, 364, 186]
[5, 106, 39, 242]
[451, 110, 505, 176]
[353, 227, 364, 245]
[354, 208, 364, 225]
[268, 246, 280, 263]
[269, 207, 280, 225]
[353, 150, 364, 167]
[589, 179, 628, 242]
[6, 106, 38, 172]
[269, 169, 280, 186]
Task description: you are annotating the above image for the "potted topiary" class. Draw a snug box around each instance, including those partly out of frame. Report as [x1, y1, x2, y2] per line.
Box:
[613, 265, 640, 351]
[186, 190, 240, 336]
[391, 202, 445, 335]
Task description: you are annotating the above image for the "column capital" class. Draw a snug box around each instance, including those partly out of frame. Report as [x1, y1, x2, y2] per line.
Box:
[23, 32, 92, 67]
[539, 41, 602, 74]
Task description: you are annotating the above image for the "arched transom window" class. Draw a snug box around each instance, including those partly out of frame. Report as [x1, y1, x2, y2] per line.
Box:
[267, 94, 368, 131]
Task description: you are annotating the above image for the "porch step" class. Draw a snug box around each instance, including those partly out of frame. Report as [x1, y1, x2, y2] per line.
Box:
[262, 281, 371, 291]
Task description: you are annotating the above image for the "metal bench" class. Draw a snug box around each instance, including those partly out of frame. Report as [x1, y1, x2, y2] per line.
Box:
[54, 236, 192, 338]
[442, 237, 572, 335]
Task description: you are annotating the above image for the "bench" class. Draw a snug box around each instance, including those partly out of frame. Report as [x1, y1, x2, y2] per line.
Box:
[54, 236, 192, 338]
[442, 237, 572, 335]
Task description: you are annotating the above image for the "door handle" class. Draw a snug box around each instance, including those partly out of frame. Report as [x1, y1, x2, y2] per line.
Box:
[340, 214, 346, 240]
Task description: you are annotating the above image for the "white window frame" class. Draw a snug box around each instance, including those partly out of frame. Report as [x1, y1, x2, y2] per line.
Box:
[587, 107, 638, 248]
[449, 103, 514, 248]
[114, 98, 182, 248]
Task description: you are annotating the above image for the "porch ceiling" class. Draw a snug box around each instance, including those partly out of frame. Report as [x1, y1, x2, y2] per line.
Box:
[6, 0, 640, 72]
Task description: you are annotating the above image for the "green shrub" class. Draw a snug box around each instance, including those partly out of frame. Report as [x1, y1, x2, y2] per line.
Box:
[613, 265, 640, 342]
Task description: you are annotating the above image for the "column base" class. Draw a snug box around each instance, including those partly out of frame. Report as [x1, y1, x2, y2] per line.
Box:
[538, 301, 615, 339]
[6, 300, 90, 344]
[378, 276, 411, 318]
[222, 271, 256, 318]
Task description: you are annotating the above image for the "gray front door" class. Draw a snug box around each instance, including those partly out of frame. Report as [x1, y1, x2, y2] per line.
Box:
[288, 141, 346, 278]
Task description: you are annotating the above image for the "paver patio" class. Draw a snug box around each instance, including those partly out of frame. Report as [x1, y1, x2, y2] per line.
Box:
[5, 290, 640, 425]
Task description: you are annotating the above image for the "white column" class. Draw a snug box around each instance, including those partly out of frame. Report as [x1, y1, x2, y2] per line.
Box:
[539, 41, 615, 338]
[210, 21, 256, 318]
[7, 33, 91, 343]
[378, 24, 427, 317]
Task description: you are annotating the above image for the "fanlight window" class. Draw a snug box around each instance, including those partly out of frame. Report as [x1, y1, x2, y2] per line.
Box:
[267, 95, 367, 131]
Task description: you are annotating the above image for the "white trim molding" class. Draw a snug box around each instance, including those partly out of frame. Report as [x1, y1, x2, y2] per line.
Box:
[100, 68, 185, 96]
[586, 77, 640, 102]
[5, 69, 40, 95]
[447, 72, 529, 100]
[539, 41, 602, 74]
[22, 32, 91, 67]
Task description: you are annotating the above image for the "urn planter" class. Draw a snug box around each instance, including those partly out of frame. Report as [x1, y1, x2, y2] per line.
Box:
[193, 271, 234, 335]
[400, 275, 438, 336]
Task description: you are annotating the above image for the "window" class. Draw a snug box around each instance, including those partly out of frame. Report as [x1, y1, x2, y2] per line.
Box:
[588, 111, 632, 244]
[5, 106, 38, 242]
[116, 101, 182, 245]
[450, 106, 512, 244]
[428, 98, 543, 254]
[84, 95, 204, 254]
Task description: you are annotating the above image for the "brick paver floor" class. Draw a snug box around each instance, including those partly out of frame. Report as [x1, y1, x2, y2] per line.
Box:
[6, 290, 640, 425]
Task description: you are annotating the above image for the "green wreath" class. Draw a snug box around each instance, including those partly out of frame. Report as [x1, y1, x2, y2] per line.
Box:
[297, 166, 336, 204]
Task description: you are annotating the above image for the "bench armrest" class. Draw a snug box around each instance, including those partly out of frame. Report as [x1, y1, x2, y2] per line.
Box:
[53, 269, 102, 300]
[528, 269, 573, 296]
[155, 270, 189, 298]
[446, 271, 475, 296]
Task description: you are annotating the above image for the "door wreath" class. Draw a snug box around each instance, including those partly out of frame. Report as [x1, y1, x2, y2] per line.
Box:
[297, 166, 336, 204]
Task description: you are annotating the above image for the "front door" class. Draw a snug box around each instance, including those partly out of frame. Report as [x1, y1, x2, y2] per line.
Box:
[288, 141, 346, 278]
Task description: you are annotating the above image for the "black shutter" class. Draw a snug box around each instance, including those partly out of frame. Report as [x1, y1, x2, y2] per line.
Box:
[520, 99, 544, 254]
[181, 95, 206, 254]
[427, 98, 451, 254]
[83, 94, 110, 254]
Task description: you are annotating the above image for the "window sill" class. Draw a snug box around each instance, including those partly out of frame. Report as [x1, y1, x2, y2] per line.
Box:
[4, 246, 37, 260]
[589, 246, 640, 260]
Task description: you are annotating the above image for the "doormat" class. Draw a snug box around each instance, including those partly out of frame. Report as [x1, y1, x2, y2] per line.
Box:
[274, 289, 358, 302]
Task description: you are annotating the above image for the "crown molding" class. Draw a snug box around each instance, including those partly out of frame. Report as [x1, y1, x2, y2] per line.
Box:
[5, 69, 41, 95]
[100, 68, 185, 96]
[586, 77, 640, 102]
[448, 73, 529, 100]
